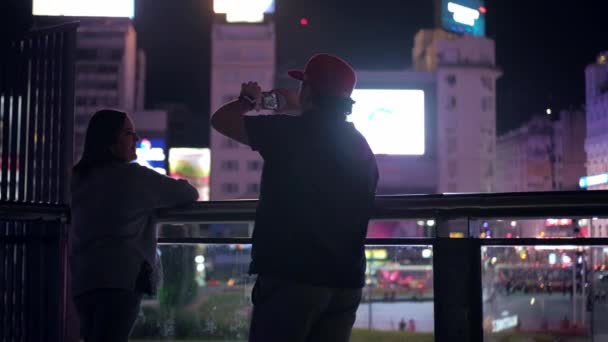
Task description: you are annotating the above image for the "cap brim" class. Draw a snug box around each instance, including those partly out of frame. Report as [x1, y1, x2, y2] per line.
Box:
[288, 70, 305, 81]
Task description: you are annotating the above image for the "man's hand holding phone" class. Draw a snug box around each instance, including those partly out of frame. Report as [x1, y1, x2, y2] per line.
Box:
[240, 82, 300, 113]
[270, 88, 300, 112]
[239, 81, 262, 111]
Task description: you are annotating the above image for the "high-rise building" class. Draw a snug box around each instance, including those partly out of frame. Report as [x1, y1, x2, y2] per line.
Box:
[414, 28, 500, 193]
[209, 17, 275, 200]
[583, 52, 608, 190]
[73, 17, 144, 160]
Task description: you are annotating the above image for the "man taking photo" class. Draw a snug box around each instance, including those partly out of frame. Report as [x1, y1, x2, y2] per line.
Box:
[211, 53, 378, 342]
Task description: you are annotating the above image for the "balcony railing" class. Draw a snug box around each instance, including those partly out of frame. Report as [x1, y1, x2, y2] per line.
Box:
[4, 191, 608, 341]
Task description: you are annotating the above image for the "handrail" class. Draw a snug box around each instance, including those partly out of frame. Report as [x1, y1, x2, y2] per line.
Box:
[3, 190, 608, 225]
[0, 201, 69, 222]
[156, 190, 608, 223]
[27, 22, 81, 35]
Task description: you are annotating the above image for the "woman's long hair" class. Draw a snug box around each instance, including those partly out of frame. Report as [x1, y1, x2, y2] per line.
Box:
[72, 109, 127, 177]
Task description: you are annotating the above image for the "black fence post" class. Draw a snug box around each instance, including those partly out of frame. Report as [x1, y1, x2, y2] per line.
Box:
[433, 222, 484, 341]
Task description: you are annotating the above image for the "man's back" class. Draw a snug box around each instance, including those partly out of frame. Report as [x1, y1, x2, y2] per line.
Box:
[245, 112, 379, 288]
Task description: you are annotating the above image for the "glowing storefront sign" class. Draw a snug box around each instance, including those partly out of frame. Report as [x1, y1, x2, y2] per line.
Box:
[213, 0, 275, 23]
[545, 218, 573, 227]
[492, 315, 518, 332]
[579, 173, 608, 188]
[33, 0, 134, 18]
[169, 148, 211, 201]
[365, 249, 388, 260]
[447, 2, 480, 26]
[441, 0, 486, 36]
[136, 138, 166, 174]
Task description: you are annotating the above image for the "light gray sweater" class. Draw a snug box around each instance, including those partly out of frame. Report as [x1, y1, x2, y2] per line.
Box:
[69, 162, 198, 296]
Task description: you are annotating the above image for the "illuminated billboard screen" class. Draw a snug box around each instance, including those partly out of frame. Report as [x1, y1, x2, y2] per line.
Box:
[136, 138, 166, 174]
[33, 0, 134, 17]
[440, 0, 486, 36]
[213, 0, 275, 23]
[349, 89, 425, 155]
[169, 148, 211, 201]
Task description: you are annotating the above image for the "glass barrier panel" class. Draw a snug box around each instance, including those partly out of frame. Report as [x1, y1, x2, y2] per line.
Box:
[158, 222, 253, 239]
[482, 245, 608, 341]
[368, 219, 436, 238]
[130, 244, 434, 341]
[156, 219, 437, 240]
[471, 218, 608, 239]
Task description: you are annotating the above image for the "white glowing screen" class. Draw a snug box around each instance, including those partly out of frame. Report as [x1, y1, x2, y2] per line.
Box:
[33, 0, 134, 17]
[447, 2, 480, 26]
[214, 0, 275, 23]
[349, 89, 425, 155]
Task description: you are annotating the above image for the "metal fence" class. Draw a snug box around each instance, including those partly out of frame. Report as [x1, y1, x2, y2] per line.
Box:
[0, 22, 76, 342]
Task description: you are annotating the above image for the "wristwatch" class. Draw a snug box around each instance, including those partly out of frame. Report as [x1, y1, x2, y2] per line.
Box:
[238, 95, 257, 110]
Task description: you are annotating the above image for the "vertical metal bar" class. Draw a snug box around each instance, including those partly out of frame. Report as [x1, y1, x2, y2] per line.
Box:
[1, 53, 10, 201]
[21, 221, 28, 342]
[50, 32, 62, 204]
[29, 35, 42, 203]
[38, 33, 50, 203]
[34, 35, 47, 202]
[16, 39, 29, 203]
[25, 35, 38, 204]
[5, 40, 19, 202]
[59, 27, 77, 342]
[7, 222, 15, 340]
[59, 28, 75, 203]
[15, 222, 24, 340]
[433, 218, 483, 342]
[7, 93, 17, 201]
[43, 33, 54, 204]
[0, 222, 6, 340]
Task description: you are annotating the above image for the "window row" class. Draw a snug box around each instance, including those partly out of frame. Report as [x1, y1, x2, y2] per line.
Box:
[219, 159, 263, 171]
[221, 182, 260, 194]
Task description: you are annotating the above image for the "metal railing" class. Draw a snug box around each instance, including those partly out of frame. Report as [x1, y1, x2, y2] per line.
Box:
[0, 22, 77, 204]
[4, 190, 608, 341]
[154, 190, 608, 342]
[1, 22, 76, 342]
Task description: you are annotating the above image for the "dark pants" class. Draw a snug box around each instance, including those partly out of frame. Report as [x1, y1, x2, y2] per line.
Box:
[249, 275, 362, 342]
[74, 289, 142, 342]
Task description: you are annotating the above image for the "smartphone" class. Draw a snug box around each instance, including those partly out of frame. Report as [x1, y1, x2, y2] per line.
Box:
[261, 91, 280, 110]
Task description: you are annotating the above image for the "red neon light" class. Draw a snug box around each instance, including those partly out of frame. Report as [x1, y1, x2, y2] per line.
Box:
[479, 6, 487, 14]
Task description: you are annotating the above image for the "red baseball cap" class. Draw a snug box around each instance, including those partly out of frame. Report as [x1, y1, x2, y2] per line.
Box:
[288, 53, 356, 97]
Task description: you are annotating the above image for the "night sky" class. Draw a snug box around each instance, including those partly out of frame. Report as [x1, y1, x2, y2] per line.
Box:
[131, 0, 606, 144]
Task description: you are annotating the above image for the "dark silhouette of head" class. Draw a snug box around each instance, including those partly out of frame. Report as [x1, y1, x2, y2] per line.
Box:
[73, 109, 139, 177]
[288, 53, 357, 119]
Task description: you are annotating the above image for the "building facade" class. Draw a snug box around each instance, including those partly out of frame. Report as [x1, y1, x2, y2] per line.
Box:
[209, 19, 275, 200]
[495, 111, 586, 193]
[414, 29, 500, 193]
[73, 17, 144, 160]
[584, 52, 608, 190]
